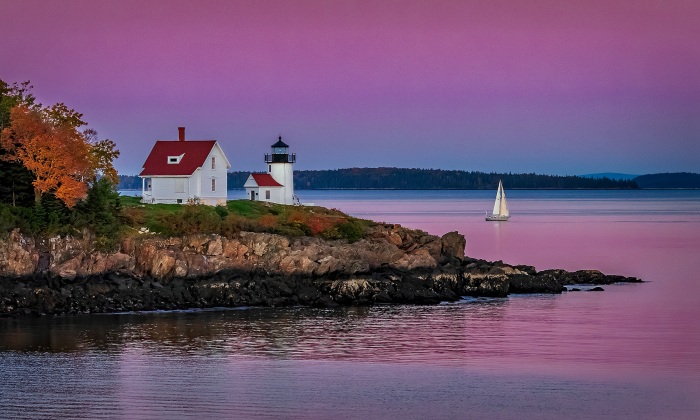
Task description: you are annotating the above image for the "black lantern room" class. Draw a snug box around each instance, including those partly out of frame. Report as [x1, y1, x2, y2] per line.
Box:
[265, 136, 296, 164]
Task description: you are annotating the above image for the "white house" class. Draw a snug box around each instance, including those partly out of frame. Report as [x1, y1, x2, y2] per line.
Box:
[140, 127, 231, 206]
[244, 136, 296, 205]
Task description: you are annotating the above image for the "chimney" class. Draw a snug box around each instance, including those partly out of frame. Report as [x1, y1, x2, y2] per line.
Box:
[178, 127, 185, 142]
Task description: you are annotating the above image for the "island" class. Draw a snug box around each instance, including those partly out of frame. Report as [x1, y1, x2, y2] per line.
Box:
[0, 198, 641, 317]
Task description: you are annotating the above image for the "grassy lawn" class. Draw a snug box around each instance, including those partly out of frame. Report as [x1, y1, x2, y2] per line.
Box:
[119, 196, 373, 242]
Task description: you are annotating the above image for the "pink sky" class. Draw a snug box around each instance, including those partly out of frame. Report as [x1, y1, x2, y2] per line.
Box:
[1, 0, 698, 175]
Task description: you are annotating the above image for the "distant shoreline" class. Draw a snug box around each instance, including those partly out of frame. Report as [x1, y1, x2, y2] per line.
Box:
[119, 187, 700, 193]
[117, 170, 700, 190]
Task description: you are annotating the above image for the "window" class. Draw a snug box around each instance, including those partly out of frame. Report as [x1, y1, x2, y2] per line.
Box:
[211, 156, 216, 170]
[211, 178, 216, 192]
[268, 165, 271, 172]
[168, 154, 184, 164]
[265, 190, 270, 199]
[175, 178, 185, 193]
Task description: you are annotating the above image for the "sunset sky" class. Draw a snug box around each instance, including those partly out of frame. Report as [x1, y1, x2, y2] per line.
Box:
[1, 0, 698, 176]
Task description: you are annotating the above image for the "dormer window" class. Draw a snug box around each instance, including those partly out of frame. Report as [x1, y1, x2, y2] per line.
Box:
[168, 154, 184, 164]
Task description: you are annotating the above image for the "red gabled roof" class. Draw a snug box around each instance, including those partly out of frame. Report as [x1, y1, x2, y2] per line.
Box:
[251, 173, 283, 187]
[140, 140, 217, 176]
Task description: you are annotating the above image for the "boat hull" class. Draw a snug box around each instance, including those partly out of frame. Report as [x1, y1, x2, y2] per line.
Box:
[485, 215, 510, 221]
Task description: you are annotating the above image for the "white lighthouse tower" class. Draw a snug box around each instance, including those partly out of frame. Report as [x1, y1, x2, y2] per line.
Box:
[244, 136, 297, 205]
[266, 136, 295, 204]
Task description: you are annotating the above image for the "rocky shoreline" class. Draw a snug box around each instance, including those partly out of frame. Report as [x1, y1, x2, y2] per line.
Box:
[0, 226, 641, 317]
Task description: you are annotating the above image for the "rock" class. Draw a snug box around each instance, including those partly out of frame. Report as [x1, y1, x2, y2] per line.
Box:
[279, 255, 318, 275]
[392, 249, 436, 271]
[507, 271, 565, 294]
[330, 278, 374, 304]
[387, 232, 403, 246]
[589, 286, 605, 291]
[462, 273, 509, 297]
[206, 237, 224, 256]
[150, 251, 176, 278]
[440, 231, 465, 263]
[314, 255, 343, 277]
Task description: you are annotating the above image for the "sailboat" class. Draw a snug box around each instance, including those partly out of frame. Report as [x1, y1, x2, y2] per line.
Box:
[485, 180, 510, 221]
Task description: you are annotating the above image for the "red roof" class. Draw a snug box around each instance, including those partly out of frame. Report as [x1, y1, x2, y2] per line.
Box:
[251, 173, 283, 187]
[140, 140, 217, 176]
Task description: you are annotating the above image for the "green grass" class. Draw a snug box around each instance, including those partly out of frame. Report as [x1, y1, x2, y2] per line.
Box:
[226, 199, 274, 218]
[118, 197, 375, 242]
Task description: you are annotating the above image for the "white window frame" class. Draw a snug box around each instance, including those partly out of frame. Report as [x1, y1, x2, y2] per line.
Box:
[168, 154, 184, 164]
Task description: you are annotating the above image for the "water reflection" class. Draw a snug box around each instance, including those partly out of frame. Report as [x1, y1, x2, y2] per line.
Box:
[1, 302, 514, 364]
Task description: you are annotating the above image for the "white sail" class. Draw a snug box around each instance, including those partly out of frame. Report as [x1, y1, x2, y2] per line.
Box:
[492, 181, 502, 215]
[486, 180, 510, 221]
[499, 182, 509, 217]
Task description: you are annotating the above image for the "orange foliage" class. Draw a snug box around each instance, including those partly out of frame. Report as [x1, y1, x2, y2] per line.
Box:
[0, 105, 92, 207]
[287, 210, 308, 224]
[307, 215, 338, 235]
[259, 214, 278, 228]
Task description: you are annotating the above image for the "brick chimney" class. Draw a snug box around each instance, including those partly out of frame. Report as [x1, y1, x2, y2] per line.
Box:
[178, 127, 185, 142]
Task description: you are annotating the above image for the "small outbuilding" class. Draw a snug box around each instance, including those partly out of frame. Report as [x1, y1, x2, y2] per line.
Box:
[140, 127, 231, 206]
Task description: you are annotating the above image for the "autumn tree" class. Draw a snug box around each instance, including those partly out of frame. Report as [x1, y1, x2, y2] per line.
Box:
[0, 79, 36, 206]
[0, 103, 120, 208]
[0, 79, 38, 129]
[83, 128, 120, 185]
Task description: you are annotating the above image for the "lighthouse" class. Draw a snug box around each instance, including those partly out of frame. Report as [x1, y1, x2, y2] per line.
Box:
[243, 136, 297, 205]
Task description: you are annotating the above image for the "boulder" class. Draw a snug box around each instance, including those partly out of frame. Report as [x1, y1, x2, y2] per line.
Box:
[440, 231, 466, 263]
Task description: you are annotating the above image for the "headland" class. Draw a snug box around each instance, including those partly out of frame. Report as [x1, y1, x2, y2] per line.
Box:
[0, 220, 641, 317]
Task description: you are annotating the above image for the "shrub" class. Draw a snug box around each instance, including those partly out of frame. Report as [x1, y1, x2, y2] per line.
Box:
[158, 205, 222, 236]
[259, 214, 278, 229]
[72, 179, 123, 249]
[308, 214, 339, 236]
[214, 205, 228, 219]
[335, 219, 366, 243]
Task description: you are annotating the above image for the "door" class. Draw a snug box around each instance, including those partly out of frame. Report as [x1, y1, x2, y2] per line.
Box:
[250, 190, 255, 200]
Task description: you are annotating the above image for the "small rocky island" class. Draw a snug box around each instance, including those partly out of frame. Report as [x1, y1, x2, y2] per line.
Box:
[0, 224, 641, 317]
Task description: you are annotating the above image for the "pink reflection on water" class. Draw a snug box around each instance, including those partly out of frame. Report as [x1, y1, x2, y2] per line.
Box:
[307, 191, 700, 389]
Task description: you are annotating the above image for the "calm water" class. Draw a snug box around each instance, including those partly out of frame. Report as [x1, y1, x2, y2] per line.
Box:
[2, 190, 700, 419]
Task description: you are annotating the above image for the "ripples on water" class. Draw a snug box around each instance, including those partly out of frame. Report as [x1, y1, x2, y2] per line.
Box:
[2, 296, 699, 419]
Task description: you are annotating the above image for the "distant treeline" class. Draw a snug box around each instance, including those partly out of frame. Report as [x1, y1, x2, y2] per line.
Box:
[117, 170, 700, 191]
[633, 172, 700, 189]
[290, 168, 639, 189]
[118, 168, 639, 190]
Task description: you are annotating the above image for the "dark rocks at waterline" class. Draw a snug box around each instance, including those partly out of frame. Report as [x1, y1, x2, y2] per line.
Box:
[0, 267, 458, 316]
[0, 228, 643, 317]
[1, 262, 642, 317]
